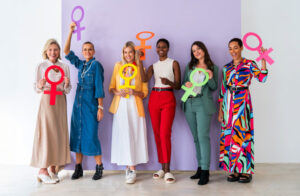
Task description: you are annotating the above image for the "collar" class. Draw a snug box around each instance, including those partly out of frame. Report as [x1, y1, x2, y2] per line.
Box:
[84, 57, 96, 65]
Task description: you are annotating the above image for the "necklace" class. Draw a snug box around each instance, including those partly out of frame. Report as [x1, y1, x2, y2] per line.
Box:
[81, 60, 94, 78]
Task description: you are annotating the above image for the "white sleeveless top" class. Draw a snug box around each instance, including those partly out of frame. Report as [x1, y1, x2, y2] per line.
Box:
[153, 58, 174, 88]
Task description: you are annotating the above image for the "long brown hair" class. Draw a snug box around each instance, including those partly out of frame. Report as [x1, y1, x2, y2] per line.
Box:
[188, 41, 214, 71]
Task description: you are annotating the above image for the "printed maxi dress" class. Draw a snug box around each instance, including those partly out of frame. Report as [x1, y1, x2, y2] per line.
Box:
[219, 58, 268, 174]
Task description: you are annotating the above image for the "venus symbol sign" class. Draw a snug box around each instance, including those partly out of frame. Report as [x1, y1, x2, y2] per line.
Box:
[135, 31, 155, 61]
[119, 64, 137, 99]
[71, 6, 85, 41]
[181, 68, 209, 102]
[243, 32, 274, 65]
[44, 65, 65, 105]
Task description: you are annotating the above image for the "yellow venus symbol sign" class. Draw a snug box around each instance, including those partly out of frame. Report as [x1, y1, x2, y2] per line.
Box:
[119, 63, 137, 98]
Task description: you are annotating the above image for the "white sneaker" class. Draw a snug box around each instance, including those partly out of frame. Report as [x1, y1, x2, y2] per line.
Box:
[49, 171, 60, 183]
[125, 170, 136, 184]
[37, 174, 57, 184]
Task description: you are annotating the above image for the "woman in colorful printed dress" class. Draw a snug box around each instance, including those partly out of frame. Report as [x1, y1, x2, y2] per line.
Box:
[31, 39, 71, 184]
[139, 38, 181, 184]
[109, 41, 149, 184]
[218, 38, 268, 183]
[64, 22, 105, 181]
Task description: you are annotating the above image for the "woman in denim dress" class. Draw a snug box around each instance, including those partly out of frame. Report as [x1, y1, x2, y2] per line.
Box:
[64, 22, 105, 180]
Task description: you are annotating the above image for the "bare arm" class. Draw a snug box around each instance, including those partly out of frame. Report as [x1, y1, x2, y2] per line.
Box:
[138, 63, 153, 82]
[97, 98, 104, 121]
[64, 22, 76, 55]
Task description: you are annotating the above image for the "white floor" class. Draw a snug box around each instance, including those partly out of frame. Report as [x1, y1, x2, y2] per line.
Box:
[0, 164, 299, 196]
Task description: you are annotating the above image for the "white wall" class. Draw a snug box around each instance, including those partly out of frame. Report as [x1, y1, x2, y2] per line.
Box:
[242, 0, 300, 162]
[0, 0, 61, 164]
[0, 0, 299, 165]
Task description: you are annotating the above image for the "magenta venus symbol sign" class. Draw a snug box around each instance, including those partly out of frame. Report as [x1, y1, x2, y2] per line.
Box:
[71, 6, 85, 41]
[242, 32, 274, 65]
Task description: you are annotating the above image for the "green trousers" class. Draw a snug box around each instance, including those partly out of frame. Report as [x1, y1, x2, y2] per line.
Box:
[184, 98, 212, 170]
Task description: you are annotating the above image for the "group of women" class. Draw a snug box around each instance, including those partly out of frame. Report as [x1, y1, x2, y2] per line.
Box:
[31, 22, 268, 185]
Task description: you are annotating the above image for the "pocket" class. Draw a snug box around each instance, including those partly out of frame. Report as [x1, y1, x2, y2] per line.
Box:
[85, 73, 94, 85]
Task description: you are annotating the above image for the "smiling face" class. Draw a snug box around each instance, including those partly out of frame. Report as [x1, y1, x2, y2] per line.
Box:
[46, 44, 60, 63]
[123, 46, 135, 63]
[156, 41, 169, 58]
[229, 41, 243, 61]
[192, 44, 205, 61]
[82, 43, 95, 61]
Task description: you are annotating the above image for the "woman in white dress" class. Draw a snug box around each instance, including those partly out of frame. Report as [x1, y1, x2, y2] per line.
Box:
[109, 41, 149, 184]
[31, 39, 71, 184]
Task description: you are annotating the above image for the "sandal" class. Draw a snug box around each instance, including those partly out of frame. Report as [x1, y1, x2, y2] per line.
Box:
[164, 172, 176, 184]
[238, 174, 252, 183]
[153, 170, 165, 180]
[227, 173, 240, 182]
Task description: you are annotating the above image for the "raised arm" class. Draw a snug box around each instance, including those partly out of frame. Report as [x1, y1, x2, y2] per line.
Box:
[138, 61, 153, 83]
[64, 22, 76, 55]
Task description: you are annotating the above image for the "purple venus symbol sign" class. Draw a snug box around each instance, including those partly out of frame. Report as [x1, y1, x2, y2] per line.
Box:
[71, 6, 85, 41]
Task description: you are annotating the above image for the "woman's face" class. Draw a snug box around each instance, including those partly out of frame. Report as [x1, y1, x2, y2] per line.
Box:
[156, 41, 169, 58]
[123, 47, 135, 63]
[192, 45, 205, 61]
[82, 44, 95, 61]
[46, 44, 60, 63]
[229, 41, 243, 61]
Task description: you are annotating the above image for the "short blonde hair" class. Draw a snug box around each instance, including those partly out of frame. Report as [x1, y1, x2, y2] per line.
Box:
[42, 38, 61, 60]
[121, 41, 140, 66]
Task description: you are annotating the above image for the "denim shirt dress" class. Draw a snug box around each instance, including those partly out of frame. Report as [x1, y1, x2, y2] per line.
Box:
[66, 51, 105, 156]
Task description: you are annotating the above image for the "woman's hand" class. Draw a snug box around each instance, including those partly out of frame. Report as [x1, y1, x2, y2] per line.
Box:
[97, 108, 104, 121]
[64, 77, 70, 88]
[206, 69, 213, 79]
[128, 88, 134, 96]
[118, 89, 127, 97]
[38, 79, 46, 89]
[260, 47, 267, 70]
[70, 22, 76, 32]
[218, 110, 224, 123]
[185, 81, 193, 88]
[160, 77, 171, 85]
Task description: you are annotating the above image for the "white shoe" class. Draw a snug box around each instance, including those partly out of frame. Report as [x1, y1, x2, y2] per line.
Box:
[126, 170, 136, 184]
[37, 174, 57, 184]
[164, 172, 176, 184]
[153, 170, 165, 180]
[49, 171, 60, 183]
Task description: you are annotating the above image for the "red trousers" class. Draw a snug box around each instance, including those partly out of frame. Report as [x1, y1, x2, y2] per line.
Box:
[148, 90, 176, 163]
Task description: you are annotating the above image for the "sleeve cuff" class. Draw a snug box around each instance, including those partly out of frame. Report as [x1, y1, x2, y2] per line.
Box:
[65, 50, 74, 60]
[261, 69, 268, 74]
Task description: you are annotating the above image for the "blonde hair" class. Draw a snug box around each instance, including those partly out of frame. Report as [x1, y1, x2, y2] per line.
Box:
[121, 41, 140, 66]
[42, 38, 61, 60]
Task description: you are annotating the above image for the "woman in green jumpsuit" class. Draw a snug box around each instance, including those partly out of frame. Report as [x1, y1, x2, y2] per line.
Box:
[182, 41, 218, 185]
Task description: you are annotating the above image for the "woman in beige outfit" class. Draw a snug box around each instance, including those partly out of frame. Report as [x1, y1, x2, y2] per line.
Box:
[31, 39, 71, 184]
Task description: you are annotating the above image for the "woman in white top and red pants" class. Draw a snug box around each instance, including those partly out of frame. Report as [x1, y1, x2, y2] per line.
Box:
[139, 38, 181, 184]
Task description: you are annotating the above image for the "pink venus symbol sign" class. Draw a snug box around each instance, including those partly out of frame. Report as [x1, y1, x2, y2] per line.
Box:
[44, 65, 65, 105]
[243, 32, 274, 65]
[71, 6, 85, 41]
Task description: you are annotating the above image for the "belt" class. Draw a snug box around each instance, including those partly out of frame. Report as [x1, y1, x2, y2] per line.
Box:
[152, 87, 173, 92]
[227, 86, 248, 93]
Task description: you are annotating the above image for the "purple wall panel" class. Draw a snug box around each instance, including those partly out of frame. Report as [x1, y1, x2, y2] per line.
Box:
[62, 0, 241, 170]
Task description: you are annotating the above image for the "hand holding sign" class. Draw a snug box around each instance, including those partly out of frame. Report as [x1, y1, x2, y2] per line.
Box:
[44, 65, 65, 105]
[181, 68, 209, 102]
[135, 31, 155, 61]
[71, 6, 85, 41]
[119, 64, 137, 98]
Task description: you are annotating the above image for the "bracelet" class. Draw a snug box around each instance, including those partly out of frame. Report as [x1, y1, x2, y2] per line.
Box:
[98, 105, 104, 110]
